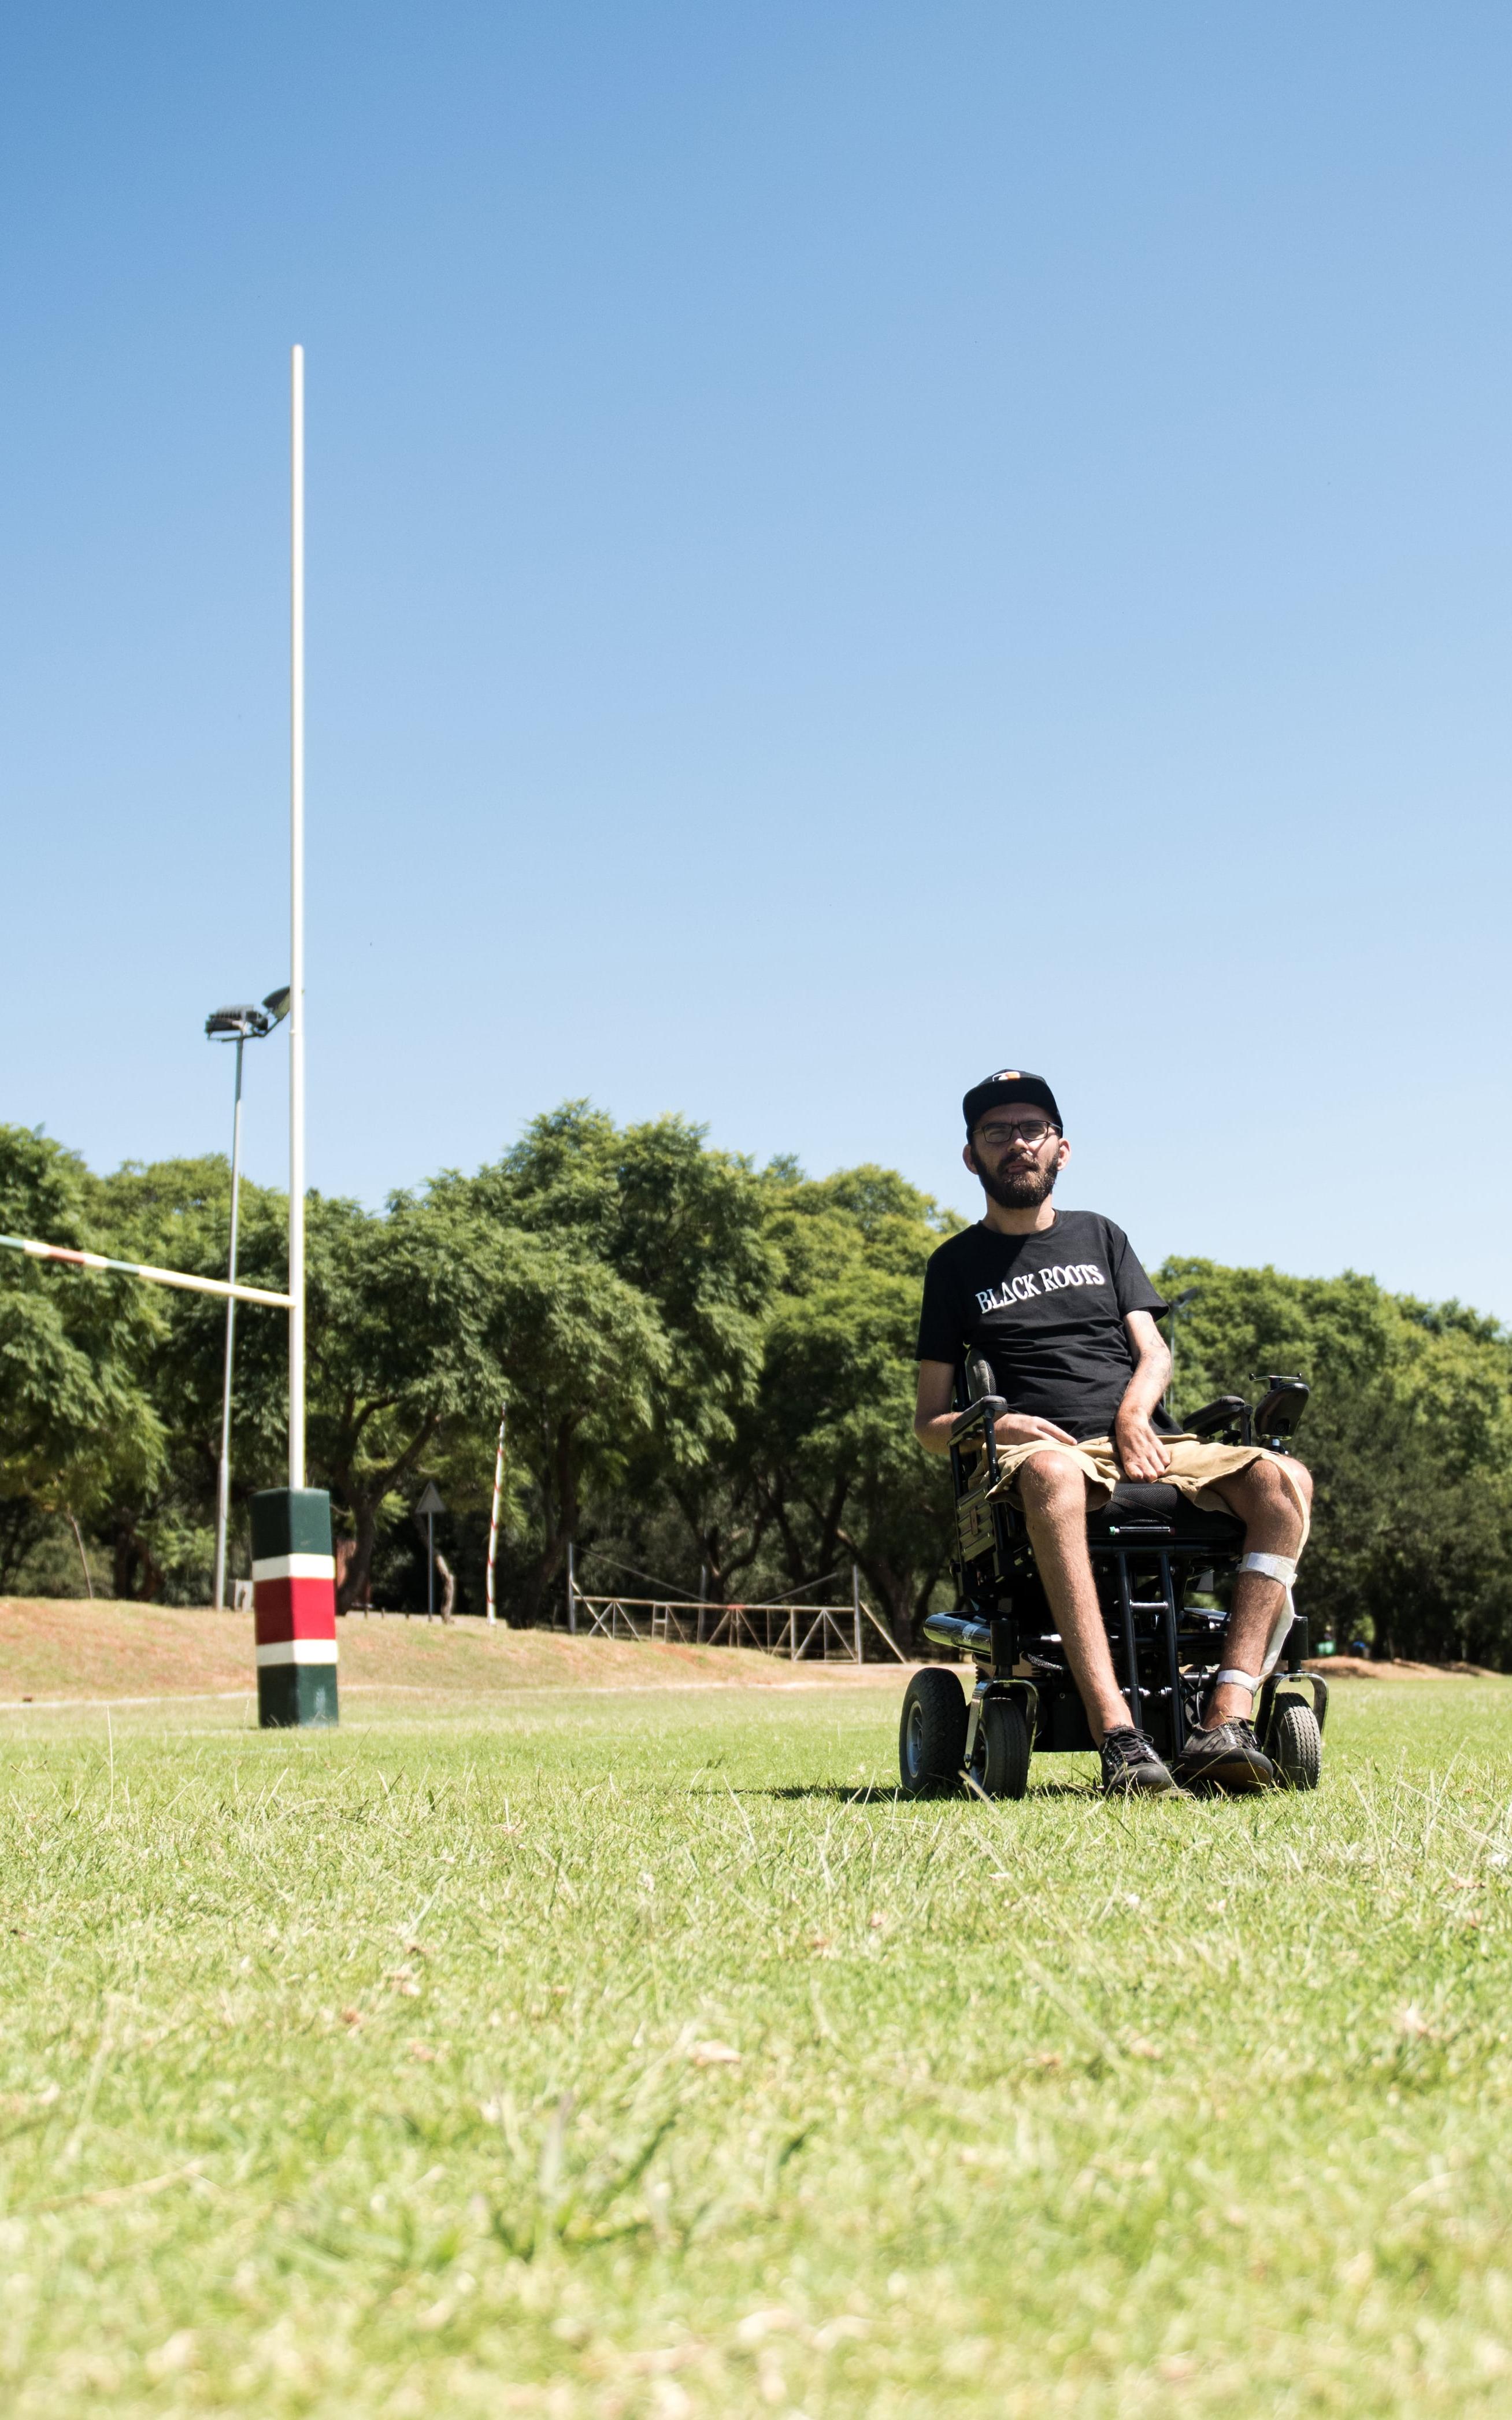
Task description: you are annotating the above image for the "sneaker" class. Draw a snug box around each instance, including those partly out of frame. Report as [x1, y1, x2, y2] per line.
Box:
[1172, 1718, 1278, 1794]
[1099, 1726, 1183, 1797]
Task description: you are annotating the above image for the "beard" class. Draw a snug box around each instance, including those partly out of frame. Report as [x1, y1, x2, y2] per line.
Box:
[974, 1153, 1059, 1212]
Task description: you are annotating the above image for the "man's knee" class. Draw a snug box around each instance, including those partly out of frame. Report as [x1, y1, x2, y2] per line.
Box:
[1017, 1450, 1089, 1516]
[1258, 1454, 1311, 1509]
[1231, 1453, 1310, 1527]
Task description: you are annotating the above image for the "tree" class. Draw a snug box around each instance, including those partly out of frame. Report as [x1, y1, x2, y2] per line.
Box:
[451, 1105, 776, 1618]
[480, 1228, 669, 1622]
[1158, 1256, 1512, 1664]
[711, 1165, 962, 1647]
[94, 1155, 290, 1596]
[0, 1126, 165, 1587]
[303, 1189, 514, 1613]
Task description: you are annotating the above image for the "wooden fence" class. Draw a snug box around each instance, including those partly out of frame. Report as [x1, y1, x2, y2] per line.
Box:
[556, 1563, 905, 1664]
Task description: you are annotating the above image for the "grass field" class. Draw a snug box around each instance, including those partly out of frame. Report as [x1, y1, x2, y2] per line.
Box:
[1, 1635, 1510, 2417]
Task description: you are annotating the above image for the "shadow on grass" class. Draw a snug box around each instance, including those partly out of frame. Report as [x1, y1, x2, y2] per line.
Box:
[746, 1781, 1100, 1803]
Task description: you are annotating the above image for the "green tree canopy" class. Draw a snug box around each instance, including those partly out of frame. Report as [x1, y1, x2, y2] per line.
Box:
[1159, 1256, 1512, 1663]
[0, 1128, 165, 1587]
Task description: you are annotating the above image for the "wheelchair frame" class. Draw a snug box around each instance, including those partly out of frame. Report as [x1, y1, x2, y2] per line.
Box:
[906, 1366, 1328, 1793]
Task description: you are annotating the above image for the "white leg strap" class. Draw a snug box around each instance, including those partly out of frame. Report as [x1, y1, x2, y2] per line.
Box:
[1240, 1552, 1297, 1588]
[1214, 1667, 1262, 1694]
[1238, 1551, 1299, 1678]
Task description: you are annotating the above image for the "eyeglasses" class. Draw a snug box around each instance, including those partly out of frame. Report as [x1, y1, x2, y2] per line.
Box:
[974, 1118, 1059, 1148]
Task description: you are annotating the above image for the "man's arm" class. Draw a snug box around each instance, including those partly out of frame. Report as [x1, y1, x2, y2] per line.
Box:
[1111, 1310, 1173, 1479]
[914, 1360, 1078, 1457]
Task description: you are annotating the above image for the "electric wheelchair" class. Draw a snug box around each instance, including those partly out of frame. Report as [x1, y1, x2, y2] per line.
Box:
[899, 1359, 1326, 1798]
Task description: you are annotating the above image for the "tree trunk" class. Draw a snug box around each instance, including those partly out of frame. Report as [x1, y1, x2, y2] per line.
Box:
[435, 1551, 456, 1623]
[521, 1526, 572, 1627]
[327, 1415, 440, 1614]
[837, 1529, 939, 1659]
[338, 1494, 381, 1615]
[111, 1511, 164, 1603]
[517, 1417, 580, 1626]
[667, 1483, 772, 1607]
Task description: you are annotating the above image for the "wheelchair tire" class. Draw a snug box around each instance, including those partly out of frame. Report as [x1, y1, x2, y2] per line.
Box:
[1270, 1694, 1322, 1792]
[899, 1668, 968, 1795]
[974, 1694, 1032, 1801]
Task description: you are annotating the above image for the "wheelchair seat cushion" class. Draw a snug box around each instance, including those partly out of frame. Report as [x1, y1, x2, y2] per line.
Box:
[1107, 1479, 1183, 1517]
[1088, 1479, 1245, 1549]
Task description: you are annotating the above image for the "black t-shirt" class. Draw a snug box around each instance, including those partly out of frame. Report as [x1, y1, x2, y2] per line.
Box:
[915, 1209, 1172, 1440]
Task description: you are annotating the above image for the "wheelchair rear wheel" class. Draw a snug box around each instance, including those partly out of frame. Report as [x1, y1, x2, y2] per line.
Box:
[1269, 1693, 1322, 1790]
[973, 1694, 1031, 1800]
[899, 1668, 968, 1795]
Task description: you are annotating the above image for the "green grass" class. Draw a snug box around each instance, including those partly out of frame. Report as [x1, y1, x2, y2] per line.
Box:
[2, 1678, 1512, 2417]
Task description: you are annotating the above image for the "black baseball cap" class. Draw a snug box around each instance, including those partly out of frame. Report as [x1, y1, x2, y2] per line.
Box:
[962, 1068, 1063, 1135]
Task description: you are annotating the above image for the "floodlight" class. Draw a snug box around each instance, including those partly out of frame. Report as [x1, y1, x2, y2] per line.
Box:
[206, 1004, 271, 1042]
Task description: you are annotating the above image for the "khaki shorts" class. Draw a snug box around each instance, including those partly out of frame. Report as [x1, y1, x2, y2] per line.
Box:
[988, 1433, 1311, 1551]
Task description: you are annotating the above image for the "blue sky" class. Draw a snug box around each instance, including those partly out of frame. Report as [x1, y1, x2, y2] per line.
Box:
[4, 2, 1510, 1312]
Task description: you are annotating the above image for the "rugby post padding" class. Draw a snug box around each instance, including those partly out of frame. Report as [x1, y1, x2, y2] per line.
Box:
[251, 1488, 338, 1728]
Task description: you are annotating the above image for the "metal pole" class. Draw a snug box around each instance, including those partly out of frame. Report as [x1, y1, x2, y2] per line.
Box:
[567, 1541, 576, 1633]
[288, 342, 306, 1490]
[698, 1561, 706, 1644]
[852, 1562, 862, 1664]
[427, 1509, 435, 1618]
[66, 1511, 94, 1600]
[485, 1407, 506, 1627]
[213, 1036, 246, 1610]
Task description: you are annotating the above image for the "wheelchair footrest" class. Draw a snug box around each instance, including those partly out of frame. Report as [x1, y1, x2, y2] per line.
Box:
[921, 1610, 993, 1659]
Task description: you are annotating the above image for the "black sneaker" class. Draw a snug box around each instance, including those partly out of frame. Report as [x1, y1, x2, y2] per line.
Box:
[1099, 1726, 1183, 1797]
[1172, 1719, 1278, 1795]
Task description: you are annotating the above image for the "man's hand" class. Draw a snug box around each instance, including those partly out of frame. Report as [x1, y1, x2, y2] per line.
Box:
[994, 1412, 1079, 1450]
[1114, 1408, 1172, 1481]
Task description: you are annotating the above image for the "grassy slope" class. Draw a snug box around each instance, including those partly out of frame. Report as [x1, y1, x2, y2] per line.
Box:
[0, 1679, 1510, 2417]
[0, 1601, 890, 1703]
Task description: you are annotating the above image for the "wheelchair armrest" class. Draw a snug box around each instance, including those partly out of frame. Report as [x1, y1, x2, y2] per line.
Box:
[1183, 1394, 1250, 1441]
[950, 1395, 1006, 1445]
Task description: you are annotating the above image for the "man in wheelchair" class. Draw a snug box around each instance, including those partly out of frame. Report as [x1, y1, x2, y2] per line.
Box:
[913, 1070, 1313, 1798]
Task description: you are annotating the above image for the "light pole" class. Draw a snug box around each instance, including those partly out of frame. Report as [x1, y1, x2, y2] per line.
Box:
[1166, 1286, 1201, 1416]
[206, 989, 290, 1611]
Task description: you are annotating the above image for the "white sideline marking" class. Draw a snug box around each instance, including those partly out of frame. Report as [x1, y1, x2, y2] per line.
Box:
[0, 1691, 256, 1711]
[0, 1672, 920, 1714]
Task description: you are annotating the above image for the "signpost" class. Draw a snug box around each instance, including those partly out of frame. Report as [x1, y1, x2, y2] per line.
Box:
[416, 1481, 446, 1618]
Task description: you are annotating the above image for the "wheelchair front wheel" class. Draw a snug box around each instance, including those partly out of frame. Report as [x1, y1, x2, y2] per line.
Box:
[1269, 1693, 1322, 1791]
[973, 1694, 1031, 1800]
[899, 1668, 967, 1796]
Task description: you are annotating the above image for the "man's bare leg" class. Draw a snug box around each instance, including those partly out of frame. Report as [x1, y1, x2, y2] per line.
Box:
[1201, 1459, 1313, 1727]
[1017, 1452, 1132, 1744]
